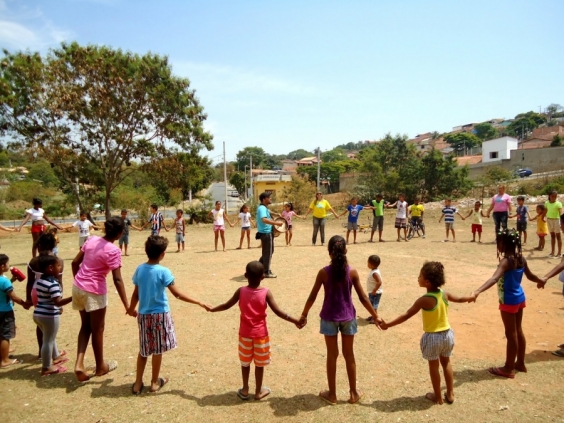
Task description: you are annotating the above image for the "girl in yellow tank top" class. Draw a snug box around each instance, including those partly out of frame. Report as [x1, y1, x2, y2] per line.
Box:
[380, 262, 474, 405]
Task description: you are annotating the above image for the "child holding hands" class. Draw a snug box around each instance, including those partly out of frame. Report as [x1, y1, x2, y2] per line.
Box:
[380, 261, 474, 404]
[127, 236, 211, 394]
[210, 261, 300, 401]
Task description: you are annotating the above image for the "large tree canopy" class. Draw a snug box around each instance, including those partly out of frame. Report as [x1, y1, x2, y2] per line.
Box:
[0, 43, 213, 216]
[443, 132, 481, 155]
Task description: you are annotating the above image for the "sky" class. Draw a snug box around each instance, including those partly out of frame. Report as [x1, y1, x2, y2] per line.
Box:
[1, 0, 563, 164]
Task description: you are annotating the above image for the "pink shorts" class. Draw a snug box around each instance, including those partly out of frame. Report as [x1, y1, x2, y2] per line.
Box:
[499, 301, 526, 314]
[214, 224, 225, 232]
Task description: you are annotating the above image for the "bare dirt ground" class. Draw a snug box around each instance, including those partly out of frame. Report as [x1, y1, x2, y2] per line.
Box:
[1, 208, 563, 423]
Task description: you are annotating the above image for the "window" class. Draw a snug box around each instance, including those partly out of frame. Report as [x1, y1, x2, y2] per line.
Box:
[489, 151, 498, 159]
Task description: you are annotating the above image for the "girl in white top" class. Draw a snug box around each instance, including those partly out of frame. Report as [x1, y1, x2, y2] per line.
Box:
[232, 204, 255, 249]
[18, 198, 63, 258]
[365, 255, 383, 322]
[281, 202, 303, 246]
[207, 201, 232, 252]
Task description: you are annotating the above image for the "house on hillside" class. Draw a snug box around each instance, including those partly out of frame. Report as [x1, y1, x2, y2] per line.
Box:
[281, 159, 297, 173]
[521, 125, 564, 149]
[481, 136, 518, 163]
[296, 156, 320, 166]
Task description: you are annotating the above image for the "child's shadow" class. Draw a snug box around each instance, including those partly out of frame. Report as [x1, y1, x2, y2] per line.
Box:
[360, 395, 434, 412]
[267, 394, 332, 416]
[230, 275, 247, 283]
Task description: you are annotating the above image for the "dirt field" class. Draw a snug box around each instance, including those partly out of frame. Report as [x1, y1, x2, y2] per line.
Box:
[1, 208, 563, 423]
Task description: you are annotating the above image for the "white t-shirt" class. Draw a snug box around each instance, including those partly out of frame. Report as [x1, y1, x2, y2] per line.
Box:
[396, 201, 408, 219]
[73, 220, 93, 238]
[239, 212, 251, 228]
[27, 208, 45, 222]
[212, 209, 225, 226]
[366, 268, 383, 294]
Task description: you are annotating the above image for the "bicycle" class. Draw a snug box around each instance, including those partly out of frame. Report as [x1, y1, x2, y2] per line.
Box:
[341, 216, 372, 234]
[406, 218, 425, 240]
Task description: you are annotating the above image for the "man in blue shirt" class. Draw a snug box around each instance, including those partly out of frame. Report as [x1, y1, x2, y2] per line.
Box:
[257, 192, 283, 278]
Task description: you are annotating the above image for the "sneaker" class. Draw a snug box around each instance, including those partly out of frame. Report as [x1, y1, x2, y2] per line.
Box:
[422, 235, 426, 239]
[264, 272, 277, 278]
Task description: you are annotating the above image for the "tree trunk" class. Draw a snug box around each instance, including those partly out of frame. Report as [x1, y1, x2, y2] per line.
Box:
[105, 186, 112, 220]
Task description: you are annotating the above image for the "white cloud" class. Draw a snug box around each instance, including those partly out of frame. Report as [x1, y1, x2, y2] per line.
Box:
[0, 21, 39, 49]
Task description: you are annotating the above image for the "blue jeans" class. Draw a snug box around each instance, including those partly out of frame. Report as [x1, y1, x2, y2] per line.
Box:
[320, 318, 358, 336]
[312, 217, 326, 244]
[369, 293, 382, 309]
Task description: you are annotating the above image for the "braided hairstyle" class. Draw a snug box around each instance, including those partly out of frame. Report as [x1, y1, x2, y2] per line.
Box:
[36, 233, 56, 253]
[420, 261, 446, 289]
[496, 228, 524, 268]
[104, 216, 125, 240]
[327, 235, 348, 281]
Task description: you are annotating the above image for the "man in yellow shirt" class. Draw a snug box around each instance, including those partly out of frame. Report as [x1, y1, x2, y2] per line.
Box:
[408, 198, 426, 238]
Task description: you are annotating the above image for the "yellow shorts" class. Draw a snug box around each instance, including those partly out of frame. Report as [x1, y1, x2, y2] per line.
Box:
[72, 285, 107, 312]
[238, 336, 271, 367]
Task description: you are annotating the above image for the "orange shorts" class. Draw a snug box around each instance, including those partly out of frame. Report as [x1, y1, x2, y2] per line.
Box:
[238, 336, 271, 367]
[499, 301, 526, 314]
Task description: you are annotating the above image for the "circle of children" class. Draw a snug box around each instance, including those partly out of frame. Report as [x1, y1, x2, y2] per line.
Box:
[1, 188, 563, 405]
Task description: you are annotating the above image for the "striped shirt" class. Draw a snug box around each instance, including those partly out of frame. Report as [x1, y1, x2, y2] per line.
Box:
[442, 206, 457, 223]
[148, 212, 164, 231]
[34, 275, 62, 317]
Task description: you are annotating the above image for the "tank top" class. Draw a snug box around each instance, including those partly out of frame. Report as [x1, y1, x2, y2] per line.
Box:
[319, 266, 356, 322]
[472, 208, 483, 225]
[497, 262, 525, 305]
[238, 286, 268, 338]
[421, 290, 450, 333]
[175, 217, 183, 234]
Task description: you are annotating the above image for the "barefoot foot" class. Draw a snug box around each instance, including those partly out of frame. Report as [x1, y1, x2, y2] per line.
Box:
[425, 392, 443, 404]
[319, 390, 337, 405]
[255, 386, 271, 400]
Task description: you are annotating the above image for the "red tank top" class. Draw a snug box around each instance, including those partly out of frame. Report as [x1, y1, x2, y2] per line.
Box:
[239, 286, 268, 338]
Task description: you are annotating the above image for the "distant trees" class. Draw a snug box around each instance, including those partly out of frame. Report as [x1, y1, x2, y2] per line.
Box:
[444, 132, 481, 155]
[286, 149, 313, 160]
[507, 111, 546, 138]
[234, 146, 281, 170]
[473, 122, 498, 141]
[551, 134, 563, 147]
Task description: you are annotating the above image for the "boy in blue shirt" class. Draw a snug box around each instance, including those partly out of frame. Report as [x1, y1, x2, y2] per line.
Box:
[510, 196, 531, 245]
[127, 236, 211, 394]
[341, 197, 373, 244]
[0, 254, 31, 368]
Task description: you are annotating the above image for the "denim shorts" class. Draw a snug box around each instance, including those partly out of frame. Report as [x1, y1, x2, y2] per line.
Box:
[320, 318, 357, 336]
[369, 293, 382, 309]
[119, 234, 129, 246]
[175, 233, 185, 243]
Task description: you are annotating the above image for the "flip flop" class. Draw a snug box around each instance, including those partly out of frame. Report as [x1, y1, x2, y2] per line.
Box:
[41, 366, 67, 376]
[319, 391, 337, 405]
[557, 343, 564, 349]
[488, 367, 515, 379]
[150, 377, 168, 393]
[1, 358, 23, 369]
[53, 357, 69, 365]
[348, 390, 363, 404]
[131, 382, 144, 395]
[237, 388, 250, 400]
[444, 393, 455, 404]
[551, 349, 564, 357]
[255, 386, 271, 400]
[96, 360, 118, 377]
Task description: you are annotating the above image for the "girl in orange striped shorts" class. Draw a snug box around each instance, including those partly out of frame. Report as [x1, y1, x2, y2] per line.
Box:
[210, 260, 301, 401]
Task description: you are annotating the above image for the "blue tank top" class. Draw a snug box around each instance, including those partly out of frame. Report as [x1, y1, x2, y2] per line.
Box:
[319, 266, 356, 322]
[497, 266, 525, 305]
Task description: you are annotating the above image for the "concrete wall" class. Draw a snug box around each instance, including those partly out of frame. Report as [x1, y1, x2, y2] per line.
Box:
[468, 145, 564, 179]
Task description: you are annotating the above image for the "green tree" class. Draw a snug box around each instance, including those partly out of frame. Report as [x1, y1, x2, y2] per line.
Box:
[286, 149, 313, 160]
[321, 148, 347, 163]
[473, 122, 498, 141]
[507, 111, 547, 138]
[280, 174, 316, 214]
[1, 43, 213, 217]
[229, 171, 247, 197]
[235, 147, 267, 170]
[444, 132, 481, 155]
[482, 166, 513, 184]
[420, 149, 472, 201]
[26, 160, 60, 187]
[551, 134, 563, 147]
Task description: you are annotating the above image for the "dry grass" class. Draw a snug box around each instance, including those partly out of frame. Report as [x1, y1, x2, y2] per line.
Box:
[1, 209, 563, 423]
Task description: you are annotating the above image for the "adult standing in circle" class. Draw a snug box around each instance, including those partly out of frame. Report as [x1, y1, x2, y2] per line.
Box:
[304, 192, 340, 246]
[256, 192, 283, 278]
[486, 185, 512, 234]
[17, 198, 63, 258]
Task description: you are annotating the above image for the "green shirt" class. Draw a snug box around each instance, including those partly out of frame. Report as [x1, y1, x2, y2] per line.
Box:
[545, 200, 563, 219]
[372, 199, 385, 217]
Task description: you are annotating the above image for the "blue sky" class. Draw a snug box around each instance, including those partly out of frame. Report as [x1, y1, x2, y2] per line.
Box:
[1, 0, 563, 164]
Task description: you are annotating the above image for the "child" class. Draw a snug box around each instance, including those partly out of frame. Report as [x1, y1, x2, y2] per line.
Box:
[33, 255, 72, 376]
[510, 196, 531, 245]
[438, 199, 465, 242]
[281, 202, 302, 246]
[232, 204, 255, 249]
[127, 236, 210, 394]
[408, 198, 426, 239]
[365, 255, 383, 323]
[72, 211, 99, 249]
[545, 191, 562, 258]
[471, 229, 545, 378]
[119, 209, 142, 256]
[0, 254, 31, 369]
[299, 235, 380, 405]
[529, 204, 548, 251]
[387, 193, 408, 242]
[380, 261, 474, 404]
[210, 261, 300, 400]
[174, 209, 186, 252]
[368, 193, 386, 243]
[141, 204, 169, 236]
[48, 228, 60, 256]
[464, 201, 487, 243]
[208, 201, 232, 252]
[340, 197, 372, 244]
[71, 217, 130, 382]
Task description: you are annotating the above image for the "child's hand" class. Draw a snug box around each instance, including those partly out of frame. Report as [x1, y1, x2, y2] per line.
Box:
[201, 303, 213, 312]
[537, 279, 547, 289]
[379, 320, 389, 330]
[298, 315, 307, 328]
[126, 308, 138, 318]
[22, 301, 32, 310]
[470, 291, 479, 302]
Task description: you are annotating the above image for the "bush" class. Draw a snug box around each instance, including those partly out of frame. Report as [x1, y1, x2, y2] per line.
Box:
[280, 175, 316, 214]
[6, 181, 56, 202]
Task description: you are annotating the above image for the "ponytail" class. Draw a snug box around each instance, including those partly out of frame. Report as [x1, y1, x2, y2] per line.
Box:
[328, 235, 348, 281]
[104, 216, 125, 240]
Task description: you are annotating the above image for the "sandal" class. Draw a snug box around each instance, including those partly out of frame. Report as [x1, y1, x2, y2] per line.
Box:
[1, 358, 23, 369]
[237, 388, 250, 400]
[150, 377, 168, 393]
[488, 367, 515, 379]
[131, 382, 144, 395]
[41, 366, 67, 376]
[551, 349, 564, 358]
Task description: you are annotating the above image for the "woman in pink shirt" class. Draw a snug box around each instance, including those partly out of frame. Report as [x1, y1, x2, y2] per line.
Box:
[486, 185, 512, 234]
[71, 217, 130, 382]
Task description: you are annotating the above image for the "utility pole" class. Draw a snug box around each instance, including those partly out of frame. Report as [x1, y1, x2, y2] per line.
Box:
[249, 155, 253, 199]
[223, 141, 228, 213]
[316, 147, 321, 192]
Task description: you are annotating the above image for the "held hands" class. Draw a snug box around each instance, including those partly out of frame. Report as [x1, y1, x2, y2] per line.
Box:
[379, 319, 389, 330]
[537, 278, 547, 289]
[200, 302, 213, 312]
[297, 315, 307, 329]
[22, 300, 32, 310]
[126, 308, 138, 318]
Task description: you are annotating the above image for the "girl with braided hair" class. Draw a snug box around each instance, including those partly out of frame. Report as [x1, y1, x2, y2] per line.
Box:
[299, 235, 380, 405]
[472, 228, 545, 379]
[380, 261, 474, 404]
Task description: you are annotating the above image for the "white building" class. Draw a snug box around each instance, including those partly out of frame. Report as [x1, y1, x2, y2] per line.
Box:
[481, 136, 518, 163]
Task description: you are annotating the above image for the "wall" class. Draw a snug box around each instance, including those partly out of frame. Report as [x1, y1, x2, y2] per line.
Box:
[482, 136, 518, 163]
[467, 145, 564, 179]
[252, 174, 293, 199]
